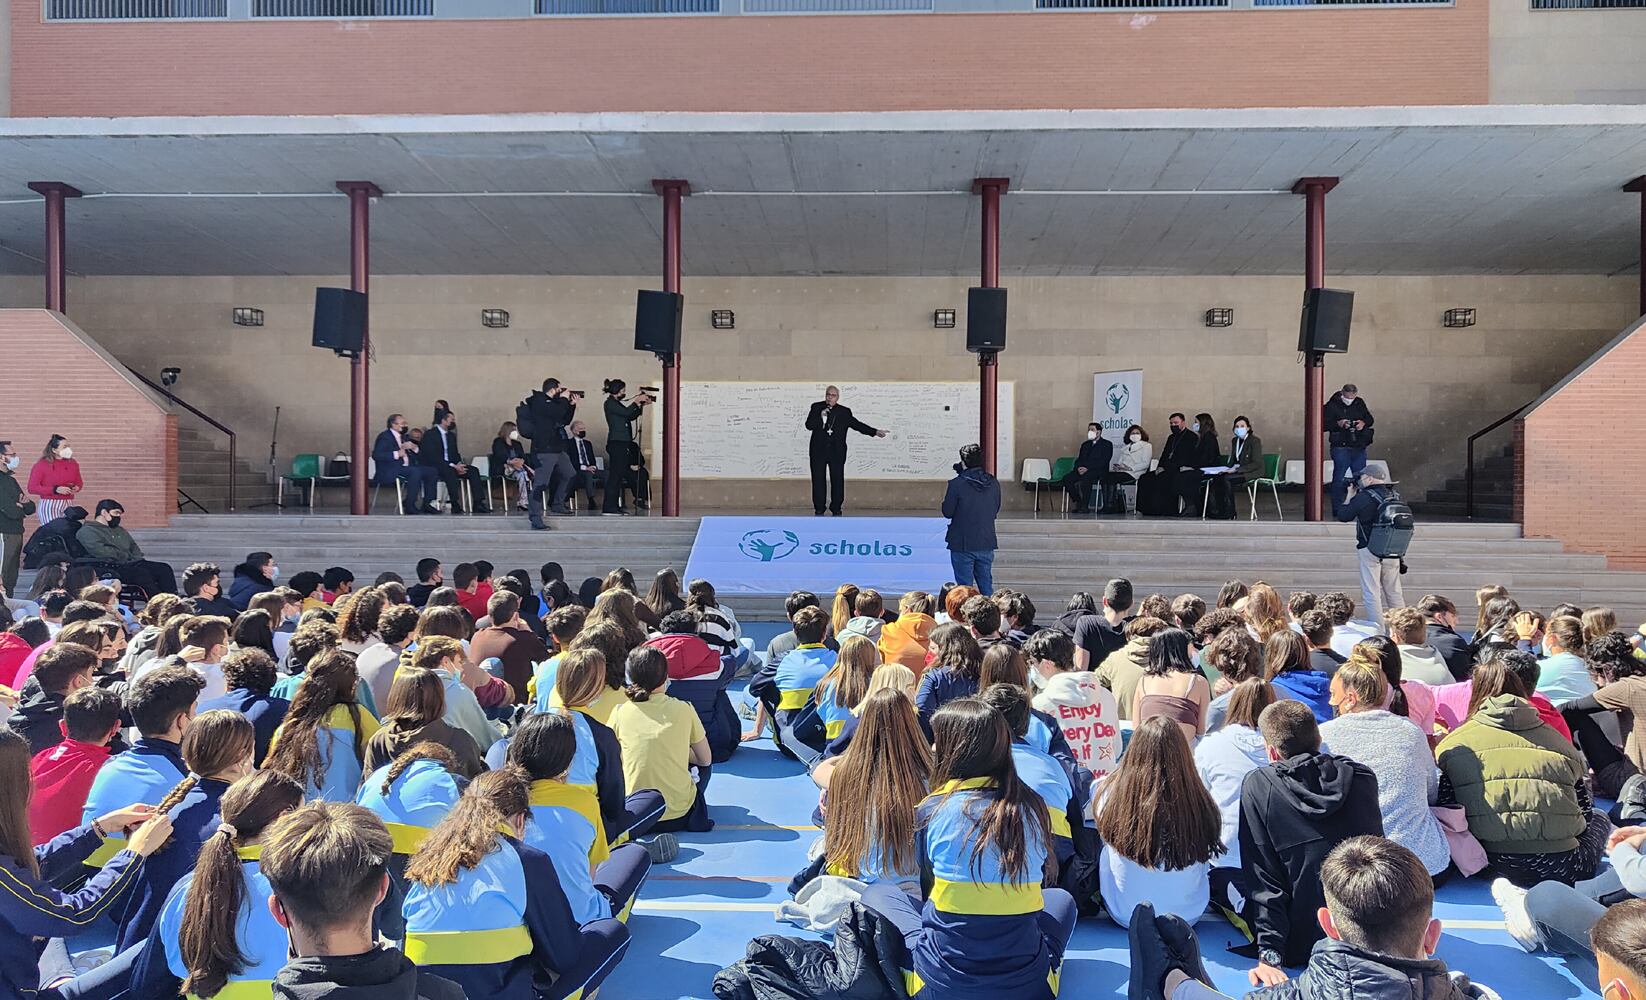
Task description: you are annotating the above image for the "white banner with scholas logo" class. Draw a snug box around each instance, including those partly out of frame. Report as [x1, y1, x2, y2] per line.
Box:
[1092, 369, 1144, 438]
[684, 516, 955, 595]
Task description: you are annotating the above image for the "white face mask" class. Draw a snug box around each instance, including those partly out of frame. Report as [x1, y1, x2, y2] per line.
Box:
[508, 430, 521, 441]
[1128, 434, 1141, 444]
[1234, 427, 1249, 439]
[3, 456, 16, 471]
[1086, 430, 1098, 441]
[1190, 422, 1201, 433]
[269, 566, 280, 581]
[58, 447, 73, 460]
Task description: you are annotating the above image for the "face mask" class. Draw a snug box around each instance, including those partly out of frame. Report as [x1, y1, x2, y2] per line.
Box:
[58, 447, 73, 460]
[1190, 422, 1201, 433]
[576, 431, 587, 439]
[107, 515, 122, 529]
[508, 430, 520, 442]
[1234, 427, 1248, 439]
[3, 456, 15, 471]
[1128, 434, 1141, 444]
[270, 566, 280, 581]
[1086, 431, 1098, 441]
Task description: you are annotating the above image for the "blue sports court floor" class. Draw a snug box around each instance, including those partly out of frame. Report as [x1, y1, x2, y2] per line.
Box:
[601, 627, 1607, 1000]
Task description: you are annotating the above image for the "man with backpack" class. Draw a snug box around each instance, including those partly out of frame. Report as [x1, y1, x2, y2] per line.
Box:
[1333, 471, 1412, 630]
[519, 378, 579, 529]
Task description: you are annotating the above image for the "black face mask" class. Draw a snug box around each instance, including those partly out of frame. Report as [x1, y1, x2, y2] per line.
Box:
[107, 515, 122, 529]
[576, 431, 587, 439]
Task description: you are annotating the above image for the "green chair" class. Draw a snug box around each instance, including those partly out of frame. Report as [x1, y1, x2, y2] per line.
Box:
[1249, 452, 1283, 521]
[1034, 456, 1076, 513]
[278, 453, 350, 513]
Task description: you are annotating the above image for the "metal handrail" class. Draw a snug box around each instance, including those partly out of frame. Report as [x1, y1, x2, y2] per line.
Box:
[1464, 401, 1529, 519]
[129, 370, 238, 512]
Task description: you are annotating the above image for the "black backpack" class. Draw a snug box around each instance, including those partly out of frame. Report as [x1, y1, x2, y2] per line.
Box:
[514, 399, 537, 441]
[1366, 488, 1415, 560]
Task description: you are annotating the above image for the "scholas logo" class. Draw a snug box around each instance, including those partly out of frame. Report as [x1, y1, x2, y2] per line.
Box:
[739, 529, 801, 562]
[1106, 382, 1131, 415]
[809, 540, 915, 557]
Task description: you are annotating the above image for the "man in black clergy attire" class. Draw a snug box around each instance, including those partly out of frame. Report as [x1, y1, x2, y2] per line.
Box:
[804, 385, 888, 516]
[1135, 412, 1197, 516]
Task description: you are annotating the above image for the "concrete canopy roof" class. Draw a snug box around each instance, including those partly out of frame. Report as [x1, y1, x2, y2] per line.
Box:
[1, 106, 1644, 278]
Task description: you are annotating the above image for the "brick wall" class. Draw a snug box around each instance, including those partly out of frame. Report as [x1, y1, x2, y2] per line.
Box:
[0, 310, 178, 531]
[1518, 314, 1646, 569]
[7, 0, 1487, 116]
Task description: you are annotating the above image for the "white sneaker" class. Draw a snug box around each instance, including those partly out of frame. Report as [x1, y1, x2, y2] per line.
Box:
[1491, 877, 1542, 953]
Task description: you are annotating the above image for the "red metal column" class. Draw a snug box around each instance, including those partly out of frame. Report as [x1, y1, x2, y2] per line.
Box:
[1293, 177, 1339, 523]
[27, 182, 82, 314]
[337, 181, 382, 516]
[974, 178, 1008, 476]
[654, 180, 690, 518]
[1626, 177, 1646, 316]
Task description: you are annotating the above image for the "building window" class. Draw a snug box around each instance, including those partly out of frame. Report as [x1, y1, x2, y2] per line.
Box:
[253, 0, 433, 15]
[47, 0, 227, 18]
[537, 0, 719, 13]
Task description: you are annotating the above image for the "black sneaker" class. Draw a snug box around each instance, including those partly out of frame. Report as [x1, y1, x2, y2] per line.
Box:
[1620, 773, 1646, 824]
[1127, 902, 1210, 1000]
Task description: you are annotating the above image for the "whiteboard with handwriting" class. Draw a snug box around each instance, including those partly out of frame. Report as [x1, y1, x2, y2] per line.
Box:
[651, 381, 1015, 481]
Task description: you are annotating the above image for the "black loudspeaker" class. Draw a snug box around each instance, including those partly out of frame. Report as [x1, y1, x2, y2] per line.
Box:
[312, 287, 367, 355]
[1298, 288, 1354, 354]
[967, 286, 1007, 353]
[635, 290, 684, 354]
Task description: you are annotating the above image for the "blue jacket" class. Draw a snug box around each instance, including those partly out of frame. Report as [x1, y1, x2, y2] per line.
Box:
[200, 688, 290, 765]
[129, 851, 286, 998]
[1272, 669, 1336, 724]
[403, 834, 629, 1000]
[116, 776, 232, 953]
[562, 708, 631, 845]
[0, 824, 144, 997]
[942, 467, 1000, 553]
[357, 758, 465, 856]
[915, 667, 980, 735]
[80, 738, 186, 871]
[227, 568, 274, 613]
[372, 428, 410, 485]
[911, 781, 1060, 1000]
[522, 781, 613, 925]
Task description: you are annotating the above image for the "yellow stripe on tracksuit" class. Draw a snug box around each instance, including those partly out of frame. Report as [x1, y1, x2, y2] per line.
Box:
[403, 925, 533, 965]
[83, 837, 126, 868]
[904, 964, 1061, 996]
[777, 687, 815, 711]
[927, 877, 1045, 916]
[529, 781, 611, 865]
[385, 823, 432, 855]
[0, 844, 140, 927]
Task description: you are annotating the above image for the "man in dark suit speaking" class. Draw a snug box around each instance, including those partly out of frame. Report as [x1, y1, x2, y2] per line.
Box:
[372, 413, 438, 514]
[804, 385, 888, 517]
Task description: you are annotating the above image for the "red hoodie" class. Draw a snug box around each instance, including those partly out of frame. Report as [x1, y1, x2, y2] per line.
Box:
[646, 633, 722, 681]
[0, 633, 33, 690]
[28, 737, 111, 844]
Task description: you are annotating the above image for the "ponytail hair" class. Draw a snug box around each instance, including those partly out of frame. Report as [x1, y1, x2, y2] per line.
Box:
[153, 709, 259, 848]
[1349, 636, 1407, 718]
[380, 740, 460, 797]
[405, 768, 530, 888]
[624, 646, 668, 702]
[179, 771, 303, 998]
[686, 578, 718, 613]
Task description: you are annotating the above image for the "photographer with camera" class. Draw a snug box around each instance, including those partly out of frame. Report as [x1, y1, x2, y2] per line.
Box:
[602, 379, 653, 516]
[1324, 383, 1375, 508]
[1333, 471, 1412, 630]
[519, 378, 582, 530]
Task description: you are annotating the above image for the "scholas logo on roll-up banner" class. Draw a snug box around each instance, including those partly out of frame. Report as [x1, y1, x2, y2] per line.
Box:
[738, 528, 914, 562]
[1105, 382, 1131, 416]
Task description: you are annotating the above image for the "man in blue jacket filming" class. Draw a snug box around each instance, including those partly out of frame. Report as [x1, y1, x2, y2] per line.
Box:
[942, 443, 1001, 595]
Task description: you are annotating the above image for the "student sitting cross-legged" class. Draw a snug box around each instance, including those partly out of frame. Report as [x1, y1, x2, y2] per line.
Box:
[609, 646, 714, 834]
[403, 769, 631, 1000]
[746, 605, 836, 759]
[508, 712, 654, 925]
[127, 770, 305, 999]
[545, 648, 667, 851]
[858, 697, 1077, 1000]
[1129, 836, 1504, 1000]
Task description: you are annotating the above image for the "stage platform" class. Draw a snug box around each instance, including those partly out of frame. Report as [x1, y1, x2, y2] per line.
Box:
[121, 511, 1646, 623]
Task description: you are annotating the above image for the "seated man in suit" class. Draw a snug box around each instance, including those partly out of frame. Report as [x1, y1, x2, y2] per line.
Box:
[371, 413, 438, 515]
[420, 405, 490, 514]
[568, 420, 603, 511]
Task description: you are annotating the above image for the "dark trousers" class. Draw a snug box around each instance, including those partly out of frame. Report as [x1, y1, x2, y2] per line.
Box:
[652, 763, 714, 833]
[571, 467, 601, 507]
[810, 442, 846, 515]
[595, 842, 653, 919]
[435, 464, 489, 513]
[530, 451, 576, 522]
[114, 559, 177, 596]
[392, 464, 438, 510]
[603, 443, 649, 513]
[1, 532, 19, 594]
[610, 789, 668, 845]
[1058, 466, 1103, 510]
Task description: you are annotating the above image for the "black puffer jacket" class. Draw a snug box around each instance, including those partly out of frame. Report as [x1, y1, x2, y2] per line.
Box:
[272, 946, 464, 1000]
[1247, 939, 1503, 1000]
[713, 902, 905, 1000]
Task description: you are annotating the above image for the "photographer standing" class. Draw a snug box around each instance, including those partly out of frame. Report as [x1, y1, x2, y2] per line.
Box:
[1323, 382, 1374, 507]
[943, 444, 1001, 595]
[522, 378, 579, 529]
[1333, 471, 1406, 629]
[602, 379, 652, 516]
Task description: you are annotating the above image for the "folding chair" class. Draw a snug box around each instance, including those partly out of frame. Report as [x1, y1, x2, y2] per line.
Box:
[1248, 453, 1283, 521]
[278, 453, 349, 512]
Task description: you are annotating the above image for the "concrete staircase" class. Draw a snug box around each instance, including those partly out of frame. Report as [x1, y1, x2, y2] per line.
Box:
[1411, 444, 1515, 521]
[126, 513, 1646, 625]
[175, 425, 275, 514]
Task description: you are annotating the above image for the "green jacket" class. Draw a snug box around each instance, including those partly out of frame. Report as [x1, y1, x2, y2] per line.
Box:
[77, 520, 143, 562]
[1437, 693, 1588, 854]
[0, 471, 35, 535]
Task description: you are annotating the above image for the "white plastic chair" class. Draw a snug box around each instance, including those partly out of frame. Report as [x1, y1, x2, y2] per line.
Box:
[1021, 459, 1052, 512]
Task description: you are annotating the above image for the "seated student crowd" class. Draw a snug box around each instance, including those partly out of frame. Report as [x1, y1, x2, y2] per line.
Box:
[0, 555, 755, 999]
[8, 544, 1646, 999]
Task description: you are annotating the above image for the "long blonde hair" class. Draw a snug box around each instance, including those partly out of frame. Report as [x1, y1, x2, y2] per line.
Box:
[823, 689, 930, 879]
[856, 663, 917, 712]
[818, 634, 879, 710]
[831, 584, 860, 638]
[1244, 582, 1287, 643]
